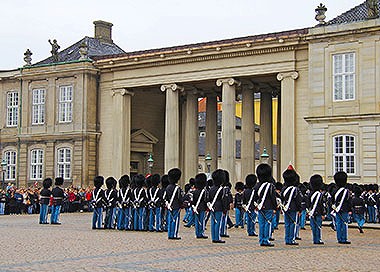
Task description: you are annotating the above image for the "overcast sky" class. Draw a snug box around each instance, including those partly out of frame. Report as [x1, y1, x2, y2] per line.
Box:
[0, 0, 363, 70]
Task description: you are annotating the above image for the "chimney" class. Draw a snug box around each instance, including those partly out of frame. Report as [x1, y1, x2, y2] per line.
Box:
[93, 20, 113, 43]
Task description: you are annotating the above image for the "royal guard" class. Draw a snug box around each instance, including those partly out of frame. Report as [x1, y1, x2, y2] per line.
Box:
[92, 176, 105, 229]
[39, 178, 52, 224]
[165, 168, 183, 240]
[51, 177, 64, 224]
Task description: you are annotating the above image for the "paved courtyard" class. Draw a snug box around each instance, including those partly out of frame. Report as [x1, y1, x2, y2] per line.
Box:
[0, 213, 379, 272]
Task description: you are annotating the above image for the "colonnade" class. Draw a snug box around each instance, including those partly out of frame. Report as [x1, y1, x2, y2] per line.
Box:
[111, 72, 299, 184]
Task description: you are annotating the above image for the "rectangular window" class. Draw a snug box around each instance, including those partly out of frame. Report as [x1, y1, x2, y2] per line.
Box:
[333, 135, 356, 175]
[58, 85, 73, 123]
[4, 151, 17, 181]
[32, 89, 45, 125]
[333, 53, 355, 101]
[6, 92, 19, 127]
[57, 148, 71, 179]
[30, 149, 44, 180]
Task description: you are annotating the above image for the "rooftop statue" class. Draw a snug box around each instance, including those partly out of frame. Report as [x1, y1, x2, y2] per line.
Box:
[48, 39, 60, 62]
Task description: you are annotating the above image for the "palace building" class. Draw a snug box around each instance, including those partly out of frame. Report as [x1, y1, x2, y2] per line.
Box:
[1, 1, 380, 187]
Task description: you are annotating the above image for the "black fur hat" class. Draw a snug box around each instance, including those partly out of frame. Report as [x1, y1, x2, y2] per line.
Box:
[275, 181, 283, 191]
[353, 185, 363, 197]
[94, 176, 104, 188]
[43, 178, 53, 189]
[151, 174, 161, 187]
[245, 174, 257, 189]
[283, 169, 297, 187]
[235, 181, 245, 191]
[374, 184, 379, 192]
[145, 175, 152, 188]
[134, 174, 145, 188]
[223, 170, 230, 185]
[119, 175, 130, 189]
[55, 177, 64, 186]
[256, 163, 272, 183]
[161, 174, 169, 189]
[334, 171, 348, 188]
[168, 168, 181, 184]
[195, 173, 207, 189]
[310, 174, 323, 192]
[106, 177, 116, 189]
[212, 169, 225, 186]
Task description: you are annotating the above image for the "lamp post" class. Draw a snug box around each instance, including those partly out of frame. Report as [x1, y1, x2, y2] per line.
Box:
[147, 154, 154, 174]
[260, 147, 270, 165]
[204, 153, 212, 179]
[1, 159, 7, 191]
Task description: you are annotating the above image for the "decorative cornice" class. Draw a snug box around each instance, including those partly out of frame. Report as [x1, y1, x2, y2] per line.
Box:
[216, 78, 241, 87]
[160, 83, 184, 92]
[277, 71, 299, 81]
[304, 113, 380, 123]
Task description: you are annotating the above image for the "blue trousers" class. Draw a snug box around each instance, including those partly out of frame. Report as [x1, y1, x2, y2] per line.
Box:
[284, 210, 298, 244]
[149, 207, 162, 231]
[0, 202, 5, 215]
[210, 211, 223, 241]
[134, 207, 146, 230]
[92, 207, 103, 229]
[167, 209, 180, 238]
[258, 210, 273, 245]
[220, 212, 228, 235]
[368, 206, 376, 223]
[310, 215, 322, 243]
[117, 207, 132, 230]
[235, 208, 244, 227]
[194, 211, 206, 237]
[353, 213, 365, 228]
[245, 210, 257, 236]
[39, 204, 49, 223]
[336, 211, 349, 242]
[50, 205, 61, 224]
[300, 210, 306, 228]
[105, 207, 116, 229]
[272, 209, 280, 229]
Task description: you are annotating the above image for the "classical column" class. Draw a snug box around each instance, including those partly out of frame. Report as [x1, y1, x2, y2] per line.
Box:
[161, 84, 183, 173]
[260, 90, 273, 166]
[183, 92, 199, 183]
[276, 93, 282, 182]
[216, 78, 240, 183]
[112, 88, 133, 178]
[241, 85, 255, 180]
[206, 94, 218, 173]
[277, 71, 299, 174]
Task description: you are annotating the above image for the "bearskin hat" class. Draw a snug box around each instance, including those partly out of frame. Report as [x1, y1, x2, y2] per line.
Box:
[207, 178, 214, 187]
[94, 176, 104, 188]
[235, 181, 245, 191]
[310, 174, 323, 192]
[160, 174, 169, 189]
[334, 171, 348, 188]
[282, 169, 297, 186]
[245, 174, 257, 189]
[212, 169, 225, 187]
[43, 178, 53, 189]
[106, 177, 116, 189]
[119, 175, 130, 189]
[195, 173, 207, 189]
[275, 181, 283, 191]
[353, 185, 363, 197]
[374, 184, 379, 192]
[134, 174, 145, 188]
[145, 174, 152, 188]
[55, 177, 64, 186]
[168, 168, 181, 184]
[151, 174, 161, 187]
[223, 170, 230, 185]
[256, 163, 272, 183]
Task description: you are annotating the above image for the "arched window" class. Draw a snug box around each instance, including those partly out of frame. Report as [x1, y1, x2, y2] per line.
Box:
[57, 147, 71, 179]
[333, 135, 355, 175]
[30, 149, 44, 180]
[4, 150, 16, 181]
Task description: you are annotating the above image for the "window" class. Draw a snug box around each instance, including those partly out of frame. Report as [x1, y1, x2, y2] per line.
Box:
[58, 85, 73, 123]
[333, 135, 355, 175]
[333, 53, 355, 101]
[30, 149, 44, 180]
[57, 147, 71, 179]
[4, 150, 16, 181]
[32, 89, 45, 125]
[6, 92, 19, 127]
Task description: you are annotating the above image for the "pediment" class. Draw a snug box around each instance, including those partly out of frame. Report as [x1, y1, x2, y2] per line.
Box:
[131, 129, 159, 144]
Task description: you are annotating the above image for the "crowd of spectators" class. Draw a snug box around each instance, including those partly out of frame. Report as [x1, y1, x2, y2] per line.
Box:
[0, 183, 93, 215]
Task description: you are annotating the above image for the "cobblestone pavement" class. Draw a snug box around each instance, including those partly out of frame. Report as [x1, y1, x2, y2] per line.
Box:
[0, 213, 379, 272]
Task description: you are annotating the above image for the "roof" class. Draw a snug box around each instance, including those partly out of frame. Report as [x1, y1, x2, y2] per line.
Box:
[34, 36, 125, 66]
[328, 1, 379, 25]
